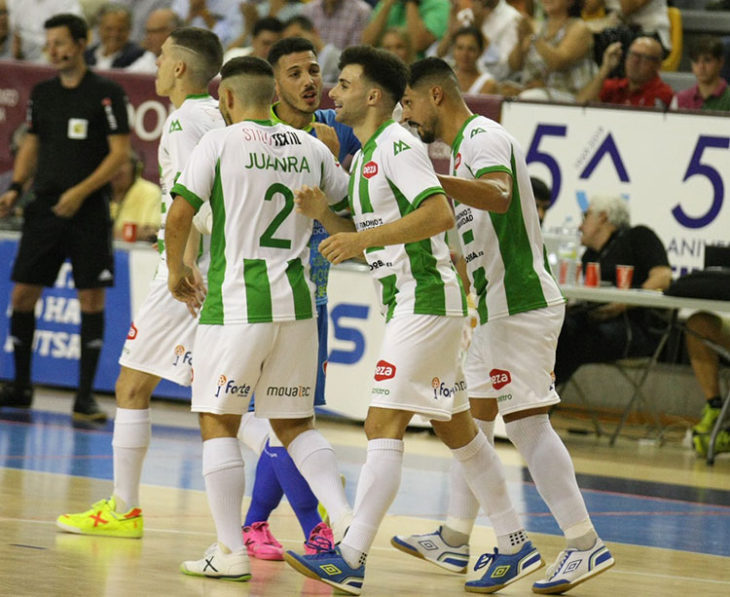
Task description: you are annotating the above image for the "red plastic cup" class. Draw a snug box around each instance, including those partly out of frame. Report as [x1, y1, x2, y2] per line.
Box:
[584, 262, 601, 287]
[122, 222, 137, 242]
[616, 264, 634, 290]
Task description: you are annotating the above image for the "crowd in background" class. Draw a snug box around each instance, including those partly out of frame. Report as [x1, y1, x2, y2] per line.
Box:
[1, 0, 729, 112]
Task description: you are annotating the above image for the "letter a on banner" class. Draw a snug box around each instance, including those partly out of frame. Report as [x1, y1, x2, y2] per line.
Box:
[579, 133, 630, 182]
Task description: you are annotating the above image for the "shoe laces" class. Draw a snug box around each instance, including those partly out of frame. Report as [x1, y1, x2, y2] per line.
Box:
[305, 523, 334, 553]
[545, 549, 572, 579]
[473, 548, 499, 571]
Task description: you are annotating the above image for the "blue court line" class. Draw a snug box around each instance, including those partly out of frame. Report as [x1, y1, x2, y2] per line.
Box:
[1, 409, 729, 557]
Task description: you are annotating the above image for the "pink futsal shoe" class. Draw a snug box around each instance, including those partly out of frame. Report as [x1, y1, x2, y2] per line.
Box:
[242, 521, 284, 561]
[305, 522, 335, 555]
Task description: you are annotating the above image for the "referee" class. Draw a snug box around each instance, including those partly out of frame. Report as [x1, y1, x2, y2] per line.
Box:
[0, 13, 130, 421]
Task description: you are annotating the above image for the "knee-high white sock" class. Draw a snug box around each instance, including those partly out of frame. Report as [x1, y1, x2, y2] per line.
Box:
[287, 430, 352, 541]
[444, 418, 495, 538]
[505, 415, 596, 549]
[112, 407, 151, 511]
[237, 412, 272, 455]
[451, 430, 526, 553]
[202, 437, 246, 552]
[340, 438, 403, 568]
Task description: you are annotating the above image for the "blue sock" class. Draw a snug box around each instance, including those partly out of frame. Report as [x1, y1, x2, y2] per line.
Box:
[269, 445, 322, 538]
[244, 441, 284, 527]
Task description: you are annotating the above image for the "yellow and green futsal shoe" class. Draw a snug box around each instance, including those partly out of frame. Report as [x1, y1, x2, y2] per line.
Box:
[56, 497, 143, 538]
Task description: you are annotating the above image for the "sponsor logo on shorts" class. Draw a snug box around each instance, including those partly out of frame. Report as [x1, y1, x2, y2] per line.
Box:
[363, 161, 378, 179]
[454, 153, 462, 171]
[497, 393, 512, 402]
[172, 344, 192, 367]
[214, 374, 252, 399]
[432, 377, 467, 400]
[126, 323, 138, 340]
[266, 385, 311, 397]
[372, 387, 390, 396]
[490, 368, 511, 390]
[374, 360, 396, 381]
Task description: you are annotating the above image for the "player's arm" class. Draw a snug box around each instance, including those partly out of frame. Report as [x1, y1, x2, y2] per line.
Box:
[0, 132, 38, 218]
[437, 170, 512, 213]
[166, 195, 203, 306]
[319, 194, 454, 265]
[52, 133, 131, 218]
[295, 185, 355, 235]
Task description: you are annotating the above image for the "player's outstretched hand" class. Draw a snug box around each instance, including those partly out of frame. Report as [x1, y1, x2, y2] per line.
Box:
[294, 185, 328, 220]
[319, 232, 365, 264]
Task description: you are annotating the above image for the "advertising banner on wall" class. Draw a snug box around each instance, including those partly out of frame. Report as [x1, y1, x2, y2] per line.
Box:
[501, 102, 730, 276]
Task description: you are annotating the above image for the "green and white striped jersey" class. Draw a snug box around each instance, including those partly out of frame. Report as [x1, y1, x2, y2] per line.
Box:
[158, 94, 224, 276]
[349, 120, 466, 321]
[172, 119, 349, 325]
[450, 114, 564, 324]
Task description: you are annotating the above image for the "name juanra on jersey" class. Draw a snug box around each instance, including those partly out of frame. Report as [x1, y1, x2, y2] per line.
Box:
[244, 152, 311, 173]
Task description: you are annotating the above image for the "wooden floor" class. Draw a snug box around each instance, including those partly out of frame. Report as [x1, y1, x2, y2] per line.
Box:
[1, 390, 730, 596]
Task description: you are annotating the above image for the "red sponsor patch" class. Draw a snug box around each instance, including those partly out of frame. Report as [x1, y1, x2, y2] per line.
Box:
[126, 323, 137, 340]
[454, 153, 462, 171]
[363, 161, 378, 178]
[374, 360, 396, 381]
[490, 368, 511, 390]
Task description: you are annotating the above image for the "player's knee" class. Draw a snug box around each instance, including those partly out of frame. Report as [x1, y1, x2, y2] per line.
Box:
[115, 370, 155, 409]
[11, 284, 42, 311]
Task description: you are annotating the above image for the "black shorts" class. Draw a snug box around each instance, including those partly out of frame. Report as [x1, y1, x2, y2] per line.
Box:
[11, 196, 114, 289]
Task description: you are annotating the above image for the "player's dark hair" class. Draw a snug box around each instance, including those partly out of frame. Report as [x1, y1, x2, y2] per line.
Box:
[408, 57, 459, 89]
[169, 27, 223, 85]
[221, 55, 275, 81]
[44, 13, 88, 42]
[338, 45, 408, 104]
[267, 36, 316, 67]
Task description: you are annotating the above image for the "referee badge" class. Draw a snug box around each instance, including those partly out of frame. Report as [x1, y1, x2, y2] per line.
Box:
[67, 118, 88, 139]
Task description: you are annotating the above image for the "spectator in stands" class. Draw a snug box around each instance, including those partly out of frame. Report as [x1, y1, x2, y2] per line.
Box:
[531, 176, 551, 225]
[281, 15, 339, 83]
[449, 26, 497, 94]
[116, 0, 173, 44]
[227, 0, 301, 52]
[109, 149, 161, 242]
[580, 0, 620, 33]
[576, 36, 673, 108]
[8, 0, 83, 61]
[379, 26, 416, 65]
[223, 16, 282, 63]
[604, 0, 670, 53]
[672, 36, 730, 112]
[85, 3, 146, 69]
[553, 195, 672, 386]
[501, 0, 596, 102]
[686, 312, 730, 457]
[300, 0, 372, 50]
[126, 8, 181, 72]
[0, 0, 11, 59]
[171, 0, 242, 48]
[362, 0, 450, 57]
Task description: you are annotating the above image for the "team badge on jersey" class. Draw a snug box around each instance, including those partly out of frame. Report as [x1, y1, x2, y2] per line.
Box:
[67, 118, 88, 139]
[363, 161, 378, 179]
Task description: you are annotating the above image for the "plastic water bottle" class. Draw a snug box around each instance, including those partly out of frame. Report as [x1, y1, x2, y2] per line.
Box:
[556, 217, 581, 286]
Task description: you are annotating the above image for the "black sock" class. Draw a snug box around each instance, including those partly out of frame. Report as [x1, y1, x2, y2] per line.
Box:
[78, 311, 104, 400]
[10, 310, 35, 387]
[708, 396, 723, 409]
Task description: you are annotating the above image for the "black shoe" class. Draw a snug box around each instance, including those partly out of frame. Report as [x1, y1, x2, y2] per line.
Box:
[72, 395, 108, 422]
[0, 383, 33, 409]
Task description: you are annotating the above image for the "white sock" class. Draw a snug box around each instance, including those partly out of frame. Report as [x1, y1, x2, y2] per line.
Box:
[287, 429, 352, 540]
[340, 439, 403, 568]
[202, 437, 246, 552]
[112, 407, 151, 511]
[444, 418, 494, 537]
[451, 430, 525, 553]
[237, 412, 272, 455]
[505, 415, 593, 535]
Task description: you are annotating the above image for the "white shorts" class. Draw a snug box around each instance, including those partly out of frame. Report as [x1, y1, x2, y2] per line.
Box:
[464, 303, 565, 415]
[118, 276, 197, 386]
[370, 314, 469, 422]
[191, 319, 318, 417]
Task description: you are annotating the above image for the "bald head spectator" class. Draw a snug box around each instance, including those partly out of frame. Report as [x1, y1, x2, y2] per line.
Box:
[300, 0, 372, 51]
[282, 15, 340, 83]
[84, 2, 146, 69]
[7, 0, 83, 61]
[576, 36, 673, 109]
[672, 36, 730, 112]
[125, 7, 181, 72]
[116, 0, 173, 44]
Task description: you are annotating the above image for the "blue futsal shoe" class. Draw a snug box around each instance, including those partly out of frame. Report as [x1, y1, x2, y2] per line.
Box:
[532, 539, 614, 594]
[284, 545, 364, 596]
[465, 540, 544, 593]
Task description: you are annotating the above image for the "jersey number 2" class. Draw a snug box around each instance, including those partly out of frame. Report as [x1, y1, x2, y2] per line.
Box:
[260, 183, 294, 249]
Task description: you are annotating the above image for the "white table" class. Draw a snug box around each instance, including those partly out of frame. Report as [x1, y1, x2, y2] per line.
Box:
[560, 284, 730, 462]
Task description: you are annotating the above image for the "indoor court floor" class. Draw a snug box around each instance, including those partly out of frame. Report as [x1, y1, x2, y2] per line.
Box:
[1, 388, 729, 596]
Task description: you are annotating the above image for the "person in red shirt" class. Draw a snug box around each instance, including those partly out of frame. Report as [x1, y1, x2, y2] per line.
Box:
[576, 36, 673, 108]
